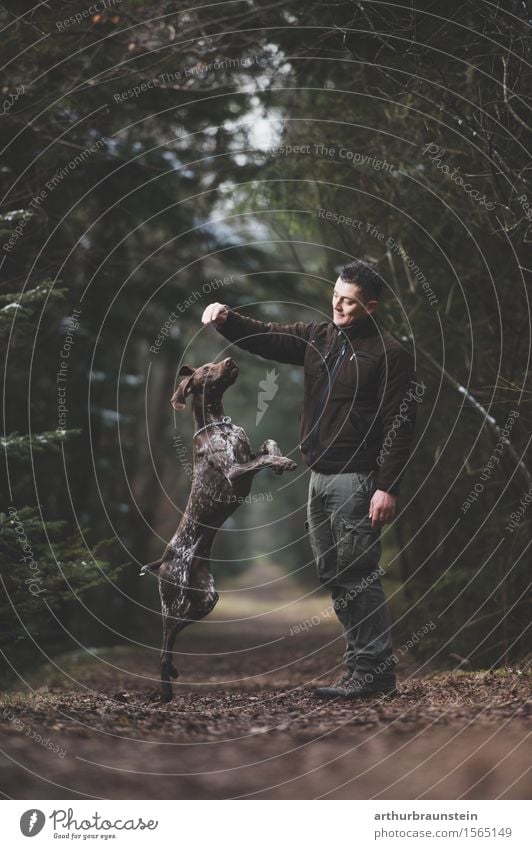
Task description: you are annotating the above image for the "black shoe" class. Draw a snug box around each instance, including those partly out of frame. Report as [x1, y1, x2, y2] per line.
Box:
[315, 675, 397, 700]
[313, 670, 352, 695]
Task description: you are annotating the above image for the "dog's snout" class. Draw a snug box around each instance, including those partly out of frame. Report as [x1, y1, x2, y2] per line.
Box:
[224, 357, 234, 367]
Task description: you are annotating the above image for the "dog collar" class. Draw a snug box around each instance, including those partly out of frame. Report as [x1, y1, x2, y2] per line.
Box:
[193, 416, 233, 438]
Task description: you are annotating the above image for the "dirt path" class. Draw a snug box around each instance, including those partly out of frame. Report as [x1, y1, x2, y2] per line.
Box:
[1, 624, 530, 799]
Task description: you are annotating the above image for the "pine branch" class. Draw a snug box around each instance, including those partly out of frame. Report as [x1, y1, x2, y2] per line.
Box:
[1, 430, 80, 461]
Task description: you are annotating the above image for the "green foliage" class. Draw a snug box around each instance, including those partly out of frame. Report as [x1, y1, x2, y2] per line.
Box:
[0, 272, 119, 674]
[0, 506, 122, 650]
[0, 430, 79, 461]
[0, 277, 66, 337]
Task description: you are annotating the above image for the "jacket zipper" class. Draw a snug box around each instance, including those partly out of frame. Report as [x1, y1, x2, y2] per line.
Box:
[309, 336, 347, 464]
[349, 350, 374, 363]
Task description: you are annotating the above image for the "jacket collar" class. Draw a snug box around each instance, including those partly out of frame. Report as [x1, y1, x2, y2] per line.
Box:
[332, 314, 379, 341]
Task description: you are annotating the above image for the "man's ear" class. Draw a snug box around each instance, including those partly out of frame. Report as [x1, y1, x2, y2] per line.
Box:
[364, 299, 379, 316]
[171, 365, 196, 410]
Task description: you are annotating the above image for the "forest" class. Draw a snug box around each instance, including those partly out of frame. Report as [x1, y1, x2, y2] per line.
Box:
[0, 0, 530, 801]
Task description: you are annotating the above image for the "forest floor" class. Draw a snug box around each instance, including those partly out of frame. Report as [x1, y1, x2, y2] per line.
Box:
[0, 616, 530, 800]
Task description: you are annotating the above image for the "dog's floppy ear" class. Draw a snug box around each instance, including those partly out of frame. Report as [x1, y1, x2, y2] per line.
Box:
[171, 365, 196, 410]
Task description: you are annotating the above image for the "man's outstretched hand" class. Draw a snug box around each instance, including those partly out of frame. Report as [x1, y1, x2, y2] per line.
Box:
[369, 489, 397, 528]
[201, 302, 229, 326]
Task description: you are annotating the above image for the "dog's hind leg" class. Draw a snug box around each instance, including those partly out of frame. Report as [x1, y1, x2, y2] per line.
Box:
[187, 561, 219, 621]
[160, 613, 191, 703]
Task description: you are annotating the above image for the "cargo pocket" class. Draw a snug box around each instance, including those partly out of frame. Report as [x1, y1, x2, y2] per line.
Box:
[337, 517, 380, 577]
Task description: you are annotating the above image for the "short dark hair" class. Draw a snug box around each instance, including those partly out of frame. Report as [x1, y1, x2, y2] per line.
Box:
[340, 260, 383, 301]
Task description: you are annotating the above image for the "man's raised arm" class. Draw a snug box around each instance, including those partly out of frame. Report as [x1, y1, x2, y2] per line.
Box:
[201, 302, 311, 366]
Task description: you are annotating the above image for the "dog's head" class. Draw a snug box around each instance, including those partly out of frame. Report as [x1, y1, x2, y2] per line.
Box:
[170, 358, 239, 410]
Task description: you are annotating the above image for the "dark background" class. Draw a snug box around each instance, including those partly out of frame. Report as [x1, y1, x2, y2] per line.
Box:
[1, 0, 530, 681]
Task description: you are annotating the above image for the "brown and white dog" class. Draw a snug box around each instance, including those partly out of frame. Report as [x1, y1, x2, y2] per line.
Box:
[143, 358, 296, 701]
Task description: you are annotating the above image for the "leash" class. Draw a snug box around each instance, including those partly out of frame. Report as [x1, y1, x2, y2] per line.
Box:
[193, 416, 233, 438]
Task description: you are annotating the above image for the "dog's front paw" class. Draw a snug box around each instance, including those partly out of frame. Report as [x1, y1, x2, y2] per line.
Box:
[274, 457, 297, 474]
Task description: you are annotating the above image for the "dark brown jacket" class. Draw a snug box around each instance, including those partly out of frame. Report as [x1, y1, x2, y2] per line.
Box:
[217, 308, 419, 494]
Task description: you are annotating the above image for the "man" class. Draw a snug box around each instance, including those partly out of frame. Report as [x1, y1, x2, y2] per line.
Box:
[201, 260, 418, 699]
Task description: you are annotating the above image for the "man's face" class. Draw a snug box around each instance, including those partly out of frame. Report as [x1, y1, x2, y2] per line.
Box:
[332, 277, 378, 326]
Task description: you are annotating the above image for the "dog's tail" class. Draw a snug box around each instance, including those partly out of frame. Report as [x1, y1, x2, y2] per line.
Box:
[139, 559, 162, 577]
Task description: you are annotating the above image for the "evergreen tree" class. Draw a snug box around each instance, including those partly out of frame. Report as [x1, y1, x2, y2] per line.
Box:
[0, 263, 121, 681]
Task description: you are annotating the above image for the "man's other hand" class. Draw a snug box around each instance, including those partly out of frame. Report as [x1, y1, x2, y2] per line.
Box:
[369, 489, 397, 528]
[201, 303, 229, 326]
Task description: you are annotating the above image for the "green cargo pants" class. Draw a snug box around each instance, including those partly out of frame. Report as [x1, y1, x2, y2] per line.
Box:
[307, 470, 396, 681]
